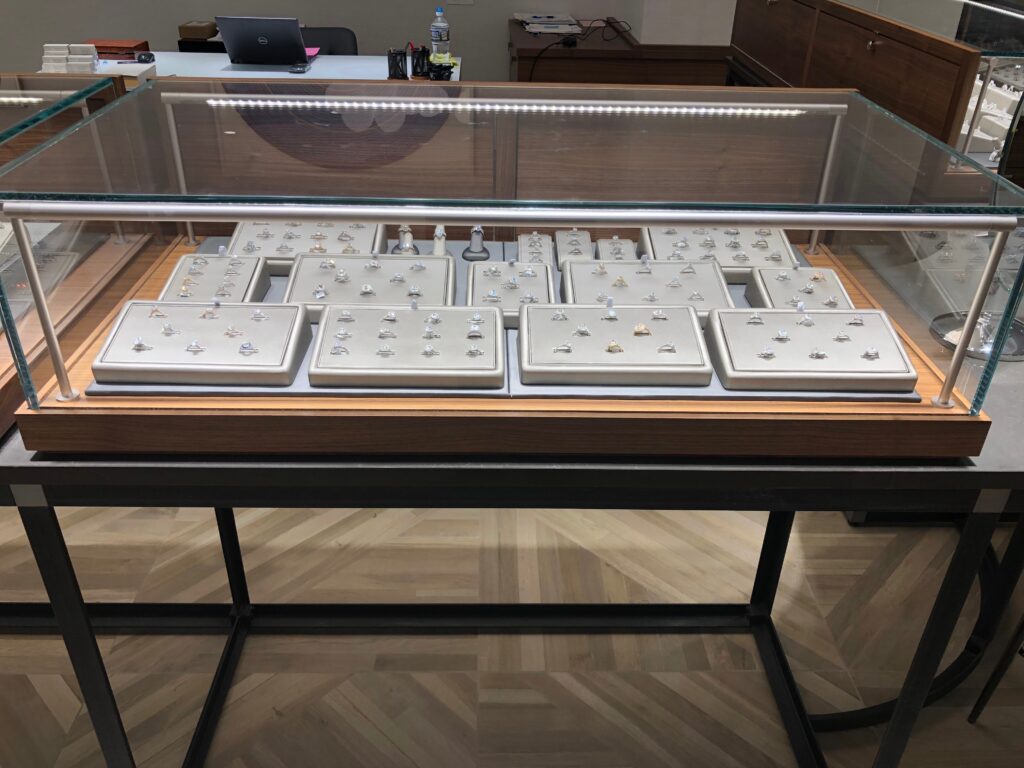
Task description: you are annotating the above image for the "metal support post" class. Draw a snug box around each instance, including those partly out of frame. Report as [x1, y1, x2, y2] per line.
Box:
[164, 102, 197, 245]
[808, 112, 844, 254]
[935, 230, 1010, 407]
[959, 58, 997, 157]
[10, 218, 78, 401]
[751, 510, 796, 616]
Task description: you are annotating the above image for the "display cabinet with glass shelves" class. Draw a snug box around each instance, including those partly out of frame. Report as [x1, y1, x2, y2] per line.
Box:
[1, 78, 1022, 458]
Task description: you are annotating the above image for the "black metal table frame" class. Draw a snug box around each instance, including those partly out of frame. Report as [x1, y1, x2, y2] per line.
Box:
[1, 431, 1023, 768]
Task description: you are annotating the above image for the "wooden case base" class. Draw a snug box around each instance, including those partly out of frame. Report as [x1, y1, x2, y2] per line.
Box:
[14, 238, 990, 458]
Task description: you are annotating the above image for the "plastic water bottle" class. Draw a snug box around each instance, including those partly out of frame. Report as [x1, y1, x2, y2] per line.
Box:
[430, 6, 451, 63]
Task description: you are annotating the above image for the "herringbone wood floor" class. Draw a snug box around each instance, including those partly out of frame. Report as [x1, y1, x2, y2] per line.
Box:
[0, 507, 1021, 767]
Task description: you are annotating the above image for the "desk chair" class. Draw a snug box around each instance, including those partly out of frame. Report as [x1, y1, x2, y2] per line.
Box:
[301, 27, 358, 55]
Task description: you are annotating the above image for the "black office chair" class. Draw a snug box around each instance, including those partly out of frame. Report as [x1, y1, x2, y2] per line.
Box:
[301, 27, 358, 55]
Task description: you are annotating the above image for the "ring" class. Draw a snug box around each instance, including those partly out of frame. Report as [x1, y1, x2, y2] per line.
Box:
[131, 337, 151, 352]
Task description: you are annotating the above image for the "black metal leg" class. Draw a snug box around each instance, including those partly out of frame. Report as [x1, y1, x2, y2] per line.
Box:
[215, 508, 250, 610]
[969, 610, 1024, 723]
[752, 618, 828, 767]
[751, 510, 796, 616]
[182, 614, 250, 767]
[179, 507, 253, 768]
[975, 514, 1024, 641]
[18, 501, 136, 768]
[872, 508, 1001, 768]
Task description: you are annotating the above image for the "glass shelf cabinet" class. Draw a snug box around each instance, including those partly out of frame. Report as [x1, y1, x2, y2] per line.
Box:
[0, 78, 1022, 459]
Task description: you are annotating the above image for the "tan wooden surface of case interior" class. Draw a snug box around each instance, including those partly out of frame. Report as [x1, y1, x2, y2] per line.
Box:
[14, 237, 990, 457]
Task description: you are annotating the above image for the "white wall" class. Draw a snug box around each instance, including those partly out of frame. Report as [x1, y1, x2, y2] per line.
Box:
[0, 0, 648, 82]
[636, 0, 737, 45]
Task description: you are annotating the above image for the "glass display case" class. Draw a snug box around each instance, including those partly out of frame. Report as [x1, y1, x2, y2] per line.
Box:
[952, 2, 1024, 163]
[0, 78, 1022, 458]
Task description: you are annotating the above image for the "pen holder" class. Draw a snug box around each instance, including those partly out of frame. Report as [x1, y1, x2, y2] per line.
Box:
[387, 48, 408, 80]
[411, 46, 430, 78]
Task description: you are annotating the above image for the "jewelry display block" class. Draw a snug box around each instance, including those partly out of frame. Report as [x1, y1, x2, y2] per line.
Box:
[745, 267, 855, 310]
[517, 231, 555, 266]
[466, 261, 555, 327]
[708, 309, 917, 392]
[518, 304, 712, 386]
[158, 254, 268, 303]
[642, 226, 799, 279]
[555, 228, 593, 266]
[562, 259, 732, 325]
[596, 236, 638, 261]
[308, 305, 505, 388]
[228, 220, 382, 262]
[92, 301, 311, 385]
[283, 253, 455, 321]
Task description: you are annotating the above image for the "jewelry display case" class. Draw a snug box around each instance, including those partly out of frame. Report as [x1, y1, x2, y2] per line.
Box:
[1, 78, 1023, 458]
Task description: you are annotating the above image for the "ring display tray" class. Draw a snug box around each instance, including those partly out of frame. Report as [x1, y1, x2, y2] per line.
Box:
[745, 267, 855, 310]
[283, 253, 455, 321]
[562, 259, 733, 325]
[308, 305, 505, 388]
[517, 232, 555, 266]
[555, 228, 594, 266]
[158, 253, 268, 303]
[518, 304, 712, 386]
[708, 309, 918, 392]
[228, 220, 382, 264]
[92, 301, 311, 385]
[642, 226, 799, 279]
[596, 236, 638, 261]
[466, 261, 555, 327]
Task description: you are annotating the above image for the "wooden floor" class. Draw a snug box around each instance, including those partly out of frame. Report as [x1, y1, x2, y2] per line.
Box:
[0, 507, 1021, 767]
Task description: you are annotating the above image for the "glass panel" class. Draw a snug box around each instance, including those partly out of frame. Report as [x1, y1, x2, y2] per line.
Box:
[0, 75, 120, 165]
[1, 79, 1023, 419]
[0, 80, 1023, 212]
[955, 1, 1024, 55]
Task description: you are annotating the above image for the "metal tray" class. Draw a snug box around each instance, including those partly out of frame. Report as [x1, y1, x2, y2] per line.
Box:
[158, 253, 268, 303]
[642, 226, 799, 280]
[228, 220, 383, 266]
[517, 232, 555, 266]
[92, 301, 310, 385]
[308, 305, 505, 388]
[518, 304, 712, 386]
[466, 261, 555, 328]
[745, 266, 855, 310]
[562, 258, 732, 326]
[707, 308, 918, 392]
[283, 253, 455, 321]
[555, 228, 594, 266]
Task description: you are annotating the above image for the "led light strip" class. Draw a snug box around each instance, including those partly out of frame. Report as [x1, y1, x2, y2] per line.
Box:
[0, 97, 47, 106]
[204, 97, 807, 118]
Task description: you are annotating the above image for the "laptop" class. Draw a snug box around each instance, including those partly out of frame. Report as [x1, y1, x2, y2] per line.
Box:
[216, 16, 318, 72]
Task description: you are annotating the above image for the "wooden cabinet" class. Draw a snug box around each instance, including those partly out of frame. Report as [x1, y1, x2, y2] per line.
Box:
[732, 0, 817, 85]
[730, 0, 980, 144]
[807, 11, 963, 139]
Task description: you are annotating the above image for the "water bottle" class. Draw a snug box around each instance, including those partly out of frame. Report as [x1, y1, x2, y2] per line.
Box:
[430, 6, 450, 63]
